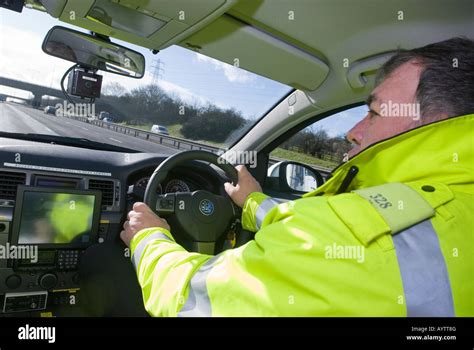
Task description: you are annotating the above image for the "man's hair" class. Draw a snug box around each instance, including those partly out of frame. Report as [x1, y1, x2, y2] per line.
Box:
[375, 37, 474, 121]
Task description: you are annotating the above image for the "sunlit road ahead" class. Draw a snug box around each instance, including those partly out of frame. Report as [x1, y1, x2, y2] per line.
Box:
[0, 102, 179, 155]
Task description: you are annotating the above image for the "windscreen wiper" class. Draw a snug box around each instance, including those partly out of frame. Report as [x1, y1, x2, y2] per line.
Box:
[0, 132, 139, 153]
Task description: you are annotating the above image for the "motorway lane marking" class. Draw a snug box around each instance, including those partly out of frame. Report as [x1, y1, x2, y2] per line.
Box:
[80, 127, 89, 130]
[2, 105, 179, 155]
[4, 104, 58, 135]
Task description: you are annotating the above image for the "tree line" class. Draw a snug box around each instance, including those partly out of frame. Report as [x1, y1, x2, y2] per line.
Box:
[101, 83, 246, 143]
[43, 82, 351, 161]
[279, 126, 352, 163]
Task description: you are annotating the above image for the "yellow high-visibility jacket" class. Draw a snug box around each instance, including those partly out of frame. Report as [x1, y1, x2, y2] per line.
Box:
[130, 114, 474, 316]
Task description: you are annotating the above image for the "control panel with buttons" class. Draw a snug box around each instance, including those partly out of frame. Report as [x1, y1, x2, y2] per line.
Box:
[3, 291, 48, 313]
[57, 250, 80, 270]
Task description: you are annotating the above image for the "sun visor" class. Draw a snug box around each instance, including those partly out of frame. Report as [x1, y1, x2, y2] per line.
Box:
[55, 0, 238, 50]
[179, 15, 329, 91]
[35, 0, 67, 18]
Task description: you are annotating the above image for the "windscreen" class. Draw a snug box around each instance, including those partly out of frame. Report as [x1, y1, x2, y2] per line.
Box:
[0, 9, 292, 151]
[17, 191, 96, 244]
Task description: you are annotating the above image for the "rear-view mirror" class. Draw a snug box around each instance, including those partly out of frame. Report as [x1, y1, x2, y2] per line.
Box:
[42, 26, 145, 78]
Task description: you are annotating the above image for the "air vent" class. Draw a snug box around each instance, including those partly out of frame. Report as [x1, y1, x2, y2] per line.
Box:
[0, 171, 27, 200]
[89, 179, 115, 207]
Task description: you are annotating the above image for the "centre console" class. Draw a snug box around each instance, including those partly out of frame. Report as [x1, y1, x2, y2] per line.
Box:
[0, 185, 102, 315]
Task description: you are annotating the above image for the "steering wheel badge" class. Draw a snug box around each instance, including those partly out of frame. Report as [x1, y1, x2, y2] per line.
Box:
[199, 199, 215, 216]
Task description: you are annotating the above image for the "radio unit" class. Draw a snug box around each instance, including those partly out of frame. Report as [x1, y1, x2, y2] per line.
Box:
[14, 249, 81, 271]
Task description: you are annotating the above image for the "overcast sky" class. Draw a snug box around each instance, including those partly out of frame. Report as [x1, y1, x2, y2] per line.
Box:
[0, 7, 364, 136]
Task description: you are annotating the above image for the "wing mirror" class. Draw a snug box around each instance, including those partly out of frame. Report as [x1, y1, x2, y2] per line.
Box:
[267, 161, 324, 193]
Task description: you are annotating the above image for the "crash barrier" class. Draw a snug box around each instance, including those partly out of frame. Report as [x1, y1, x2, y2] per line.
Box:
[63, 115, 332, 177]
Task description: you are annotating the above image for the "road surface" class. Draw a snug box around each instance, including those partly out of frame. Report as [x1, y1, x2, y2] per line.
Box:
[0, 102, 179, 155]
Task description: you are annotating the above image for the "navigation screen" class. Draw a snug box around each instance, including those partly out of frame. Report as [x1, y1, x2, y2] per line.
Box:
[17, 191, 96, 244]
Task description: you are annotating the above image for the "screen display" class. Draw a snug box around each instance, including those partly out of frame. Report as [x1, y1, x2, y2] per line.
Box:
[17, 191, 96, 244]
[35, 177, 78, 188]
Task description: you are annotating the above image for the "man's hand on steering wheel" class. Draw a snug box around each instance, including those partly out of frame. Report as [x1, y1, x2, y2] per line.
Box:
[120, 202, 170, 247]
[120, 164, 261, 248]
[224, 165, 262, 207]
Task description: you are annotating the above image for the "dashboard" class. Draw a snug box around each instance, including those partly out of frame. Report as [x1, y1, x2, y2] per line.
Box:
[0, 137, 230, 316]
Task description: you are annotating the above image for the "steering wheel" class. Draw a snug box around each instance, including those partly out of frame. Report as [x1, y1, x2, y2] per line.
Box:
[144, 150, 239, 255]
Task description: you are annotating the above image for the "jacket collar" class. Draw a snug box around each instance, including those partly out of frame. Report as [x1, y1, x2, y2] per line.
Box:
[304, 113, 474, 197]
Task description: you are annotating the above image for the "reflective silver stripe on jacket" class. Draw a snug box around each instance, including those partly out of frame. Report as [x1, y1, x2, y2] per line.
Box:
[176, 196, 288, 317]
[178, 256, 218, 317]
[132, 232, 173, 270]
[393, 220, 455, 317]
[256, 197, 288, 229]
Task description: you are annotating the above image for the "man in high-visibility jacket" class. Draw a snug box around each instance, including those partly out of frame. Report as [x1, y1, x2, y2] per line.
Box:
[120, 38, 474, 316]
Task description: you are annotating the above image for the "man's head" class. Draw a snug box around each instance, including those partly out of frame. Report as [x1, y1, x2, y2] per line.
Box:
[347, 37, 474, 157]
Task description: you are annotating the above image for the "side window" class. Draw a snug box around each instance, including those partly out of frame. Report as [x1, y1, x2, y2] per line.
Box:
[268, 105, 366, 188]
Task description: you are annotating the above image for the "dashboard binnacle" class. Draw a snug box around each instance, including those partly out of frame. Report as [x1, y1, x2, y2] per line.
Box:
[128, 165, 223, 198]
[133, 176, 195, 195]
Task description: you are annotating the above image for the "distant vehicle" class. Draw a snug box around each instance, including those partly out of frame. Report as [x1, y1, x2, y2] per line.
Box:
[44, 105, 57, 116]
[151, 125, 169, 135]
[99, 111, 110, 120]
[103, 117, 113, 123]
